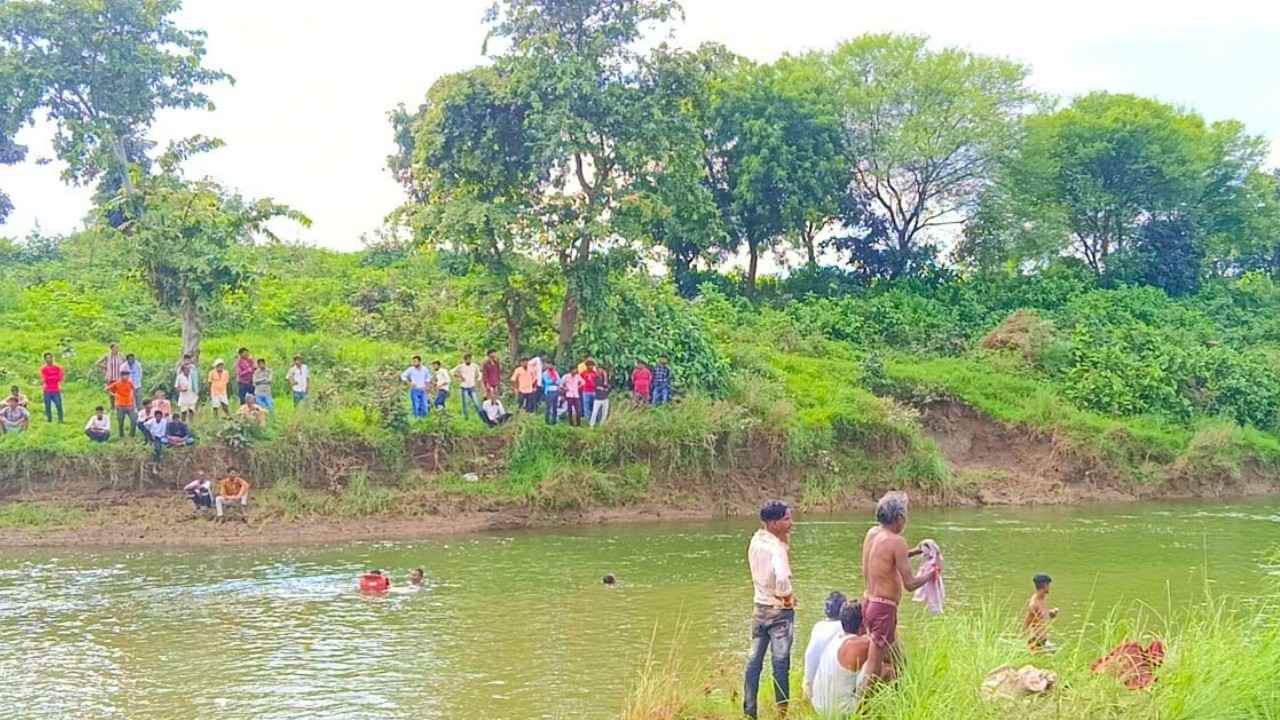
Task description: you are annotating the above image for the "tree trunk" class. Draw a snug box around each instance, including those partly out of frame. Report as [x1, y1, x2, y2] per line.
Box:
[501, 295, 522, 366]
[180, 297, 202, 363]
[111, 136, 136, 199]
[804, 222, 818, 267]
[746, 237, 760, 297]
[556, 291, 579, 366]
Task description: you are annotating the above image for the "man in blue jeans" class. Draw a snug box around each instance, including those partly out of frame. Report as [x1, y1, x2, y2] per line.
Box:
[744, 500, 795, 719]
[400, 356, 431, 418]
[652, 355, 672, 406]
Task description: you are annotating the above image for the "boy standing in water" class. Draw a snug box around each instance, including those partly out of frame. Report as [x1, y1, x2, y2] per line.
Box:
[1024, 574, 1058, 652]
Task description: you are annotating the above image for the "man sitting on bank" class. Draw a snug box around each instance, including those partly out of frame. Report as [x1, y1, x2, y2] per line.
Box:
[215, 467, 251, 521]
[811, 601, 872, 718]
[237, 394, 268, 427]
[184, 475, 213, 511]
[84, 406, 112, 442]
[480, 397, 512, 427]
[1, 394, 30, 434]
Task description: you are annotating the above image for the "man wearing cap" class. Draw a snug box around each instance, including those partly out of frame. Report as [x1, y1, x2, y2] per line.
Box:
[208, 359, 231, 418]
[744, 499, 796, 719]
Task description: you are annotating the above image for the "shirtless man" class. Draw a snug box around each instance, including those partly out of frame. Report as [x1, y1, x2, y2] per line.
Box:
[859, 491, 937, 689]
[1024, 574, 1058, 652]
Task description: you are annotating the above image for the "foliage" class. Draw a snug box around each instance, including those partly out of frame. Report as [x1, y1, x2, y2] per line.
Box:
[0, 0, 231, 202]
[964, 92, 1280, 279]
[826, 34, 1039, 279]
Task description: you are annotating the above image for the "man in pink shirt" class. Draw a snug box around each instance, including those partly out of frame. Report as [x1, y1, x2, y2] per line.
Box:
[40, 352, 65, 423]
[744, 500, 796, 719]
[234, 347, 256, 404]
[560, 368, 584, 427]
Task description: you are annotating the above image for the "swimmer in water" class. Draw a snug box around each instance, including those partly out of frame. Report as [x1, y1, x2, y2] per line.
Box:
[603, 573, 617, 587]
[409, 568, 425, 586]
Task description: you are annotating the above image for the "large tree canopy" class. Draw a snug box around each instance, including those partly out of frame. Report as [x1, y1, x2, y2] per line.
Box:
[962, 92, 1280, 281]
[0, 0, 229, 207]
[827, 34, 1038, 280]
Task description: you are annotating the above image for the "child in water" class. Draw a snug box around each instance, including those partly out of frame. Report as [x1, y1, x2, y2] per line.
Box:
[1024, 574, 1059, 652]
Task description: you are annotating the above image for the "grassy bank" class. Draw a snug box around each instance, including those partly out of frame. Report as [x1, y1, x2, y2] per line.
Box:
[625, 588, 1280, 720]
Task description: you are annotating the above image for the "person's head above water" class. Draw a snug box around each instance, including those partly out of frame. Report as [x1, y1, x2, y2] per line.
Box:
[410, 568, 424, 585]
[839, 599, 864, 635]
[875, 491, 909, 532]
[824, 591, 848, 621]
[1034, 574, 1052, 593]
[759, 499, 792, 537]
[602, 573, 616, 586]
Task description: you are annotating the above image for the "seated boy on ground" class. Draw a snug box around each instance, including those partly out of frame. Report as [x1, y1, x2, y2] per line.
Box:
[184, 474, 214, 511]
[84, 406, 111, 442]
[215, 467, 251, 521]
[1024, 574, 1058, 652]
[164, 416, 195, 447]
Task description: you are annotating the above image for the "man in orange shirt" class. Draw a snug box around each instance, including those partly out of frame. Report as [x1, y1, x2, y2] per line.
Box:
[215, 467, 251, 521]
[207, 359, 231, 418]
[105, 374, 137, 438]
[510, 359, 536, 412]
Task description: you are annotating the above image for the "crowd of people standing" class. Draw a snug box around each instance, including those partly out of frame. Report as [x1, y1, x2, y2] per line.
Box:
[400, 350, 675, 428]
[3, 341, 678, 446]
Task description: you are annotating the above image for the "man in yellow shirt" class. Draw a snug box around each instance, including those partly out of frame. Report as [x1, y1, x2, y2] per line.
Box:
[236, 394, 268, 427]
[208, 359, 231, 418]
[215, 467, 251, 521]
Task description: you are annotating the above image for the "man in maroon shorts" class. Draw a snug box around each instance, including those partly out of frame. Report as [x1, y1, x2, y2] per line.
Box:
[859, 491, 938, 690]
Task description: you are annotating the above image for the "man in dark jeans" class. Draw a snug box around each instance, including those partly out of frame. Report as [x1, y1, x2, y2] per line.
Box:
[744, 500, 795, 718]
[652, 355, 672, 406]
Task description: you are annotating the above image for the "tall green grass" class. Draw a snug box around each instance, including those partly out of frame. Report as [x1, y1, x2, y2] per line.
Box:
[628, 589, 1280, 719]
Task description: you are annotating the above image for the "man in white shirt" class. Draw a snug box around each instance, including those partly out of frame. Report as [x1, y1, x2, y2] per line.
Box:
[744, 500, 795, 720]
[84, 405, 112, 442]
[286, 355, 310, 406]
[400, 356, 431, 418]
[144, 410, 170, 462]
[451, 353, 482, 420]
[431, 360, 451, 410]
[480, 397, 511, 427]
[803, 591, 848, 699]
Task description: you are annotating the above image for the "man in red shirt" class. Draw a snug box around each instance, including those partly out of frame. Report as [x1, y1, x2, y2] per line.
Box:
[632, 361, 652, 404]
[234, 347, 256, 404]
[40, 352, 65, 423]
[482, 349, 502, 402]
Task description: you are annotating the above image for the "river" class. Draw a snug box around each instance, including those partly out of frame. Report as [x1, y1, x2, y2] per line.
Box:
[2, 497, 1278, 719]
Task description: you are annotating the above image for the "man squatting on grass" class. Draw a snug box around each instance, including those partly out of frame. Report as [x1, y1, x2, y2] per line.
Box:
[743, 499, 795, 719]
[859, 491, 937, 690]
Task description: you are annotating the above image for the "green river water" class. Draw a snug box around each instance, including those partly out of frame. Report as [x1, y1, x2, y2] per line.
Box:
[3, 498, 1279, 719]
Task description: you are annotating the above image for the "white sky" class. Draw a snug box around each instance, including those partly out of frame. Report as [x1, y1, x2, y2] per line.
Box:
[2, 0, 1278, 251]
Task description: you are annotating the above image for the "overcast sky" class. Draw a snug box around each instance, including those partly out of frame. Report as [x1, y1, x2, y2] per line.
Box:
[2, 0, 1278, 251]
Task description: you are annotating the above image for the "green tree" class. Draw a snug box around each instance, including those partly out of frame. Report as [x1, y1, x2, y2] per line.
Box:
[829, 34, 1036, 279]
[964, 92, 1279, 279]
[389, 68, 546, 361]
[108, 139, 308, 360]
[704, 54, 848, 292]
[483, 0, 682, 362]
[0, 0, 229, 206]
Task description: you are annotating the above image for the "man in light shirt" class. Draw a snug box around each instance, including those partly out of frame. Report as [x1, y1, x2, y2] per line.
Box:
[208, 359, 231, 418]
[401, 356, 431, 418]
[431, 360, 451, 410]
[527, 352, 544, 410]
[744, 499, 796, 719]
[286, 355, 310, 406]
[84, 405, 112, 442]
[452, 353, 482, 419]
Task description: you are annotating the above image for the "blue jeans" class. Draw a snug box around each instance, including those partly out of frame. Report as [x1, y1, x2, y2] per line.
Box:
[460, 388, 482, 419]
[434, 389, 449, 409]
[255, 393, 275, 413]
[653, 384, 671, 406]
[544, 391, 559, 425]
[43, 391, 63, 422]
[409, 388, 428, 417]
[292, 391, 306, 406]
[582, 392, 595, 421]
[116, 407, 138, 437]
[743, 606, 794, 719]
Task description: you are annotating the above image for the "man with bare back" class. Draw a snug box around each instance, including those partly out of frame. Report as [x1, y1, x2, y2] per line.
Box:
[859, 491, 938, 689]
